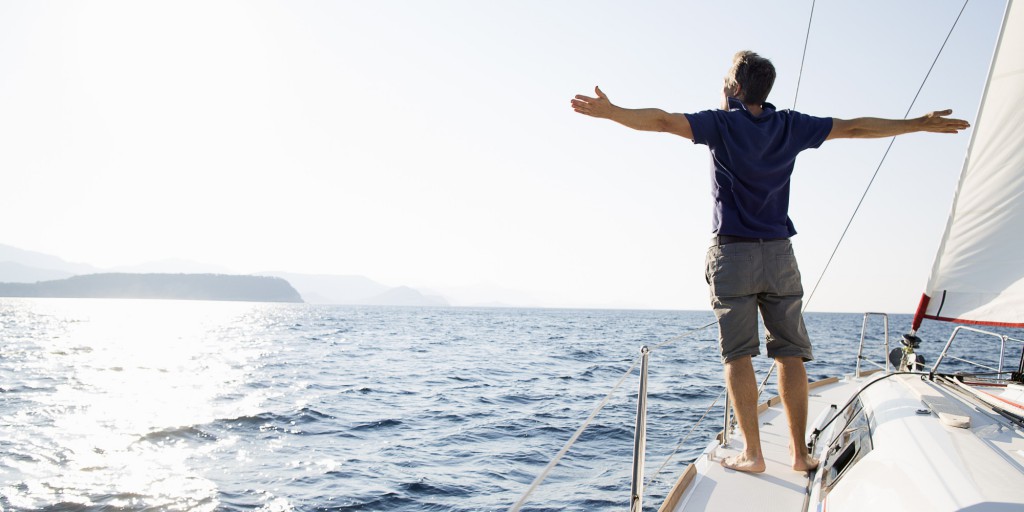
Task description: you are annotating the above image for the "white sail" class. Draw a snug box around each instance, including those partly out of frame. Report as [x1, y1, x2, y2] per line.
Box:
[917, 0, 1024, 328]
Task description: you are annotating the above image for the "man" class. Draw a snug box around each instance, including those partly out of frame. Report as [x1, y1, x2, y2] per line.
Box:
[570, 51, 969, 473]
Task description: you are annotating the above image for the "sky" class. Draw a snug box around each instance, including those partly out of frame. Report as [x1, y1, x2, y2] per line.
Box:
[0, 0, 1009, 312]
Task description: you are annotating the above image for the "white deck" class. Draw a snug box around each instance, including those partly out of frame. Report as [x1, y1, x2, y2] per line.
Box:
[661, 375, 861, 512]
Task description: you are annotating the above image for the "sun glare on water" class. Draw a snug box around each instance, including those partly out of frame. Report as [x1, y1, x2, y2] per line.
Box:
[0, 298, 275, 510]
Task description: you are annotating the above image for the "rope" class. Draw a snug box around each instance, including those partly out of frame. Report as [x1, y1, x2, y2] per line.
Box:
[802, 0, 971, 311]
[508, 355, 642, 512]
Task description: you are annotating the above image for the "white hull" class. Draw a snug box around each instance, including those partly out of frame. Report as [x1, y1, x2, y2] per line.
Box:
[660, 371, 1024, 511]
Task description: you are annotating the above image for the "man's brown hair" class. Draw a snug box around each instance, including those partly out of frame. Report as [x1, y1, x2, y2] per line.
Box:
[726, 51, 776, 106]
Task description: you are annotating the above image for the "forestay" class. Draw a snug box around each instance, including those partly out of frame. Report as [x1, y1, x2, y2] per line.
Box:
[914, 0, 1024, 329]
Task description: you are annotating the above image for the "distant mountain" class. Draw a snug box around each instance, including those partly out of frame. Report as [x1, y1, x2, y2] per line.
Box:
[262, 272, 388, 303]
[0, 273, 303, 303]
[0, 244, 99, 276]
[0, 261, 74, 283]
[260, 272, 449, 307]
[365, 286, 448, 307]
[427, 283, 540, 308]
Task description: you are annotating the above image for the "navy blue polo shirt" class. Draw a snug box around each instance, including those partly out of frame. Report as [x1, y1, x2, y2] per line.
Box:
[684, 97, 833, 238]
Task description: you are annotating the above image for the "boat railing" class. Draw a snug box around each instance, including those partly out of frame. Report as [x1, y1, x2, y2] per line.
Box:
[629, 346, 650, 512]
[929, 325, 1024, 380]
[509, 321, 724, 512]
[629, 342, 729, 510]
[855, 312, 890, 377]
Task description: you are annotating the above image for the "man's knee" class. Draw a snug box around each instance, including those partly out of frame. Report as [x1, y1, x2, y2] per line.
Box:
[775, 355, 804, 366]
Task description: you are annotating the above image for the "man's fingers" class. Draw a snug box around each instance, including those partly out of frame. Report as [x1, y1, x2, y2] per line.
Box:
[921, 108, 970, 133]
[570, 98, 593, 115]
[570, 98, 592, 109]
[571, 87, 609, 117]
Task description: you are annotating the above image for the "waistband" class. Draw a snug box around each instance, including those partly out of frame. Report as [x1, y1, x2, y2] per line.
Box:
[712, 235, 790, 245]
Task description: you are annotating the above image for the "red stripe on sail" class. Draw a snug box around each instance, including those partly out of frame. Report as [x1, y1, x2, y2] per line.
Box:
[922, 314, 1024, 329]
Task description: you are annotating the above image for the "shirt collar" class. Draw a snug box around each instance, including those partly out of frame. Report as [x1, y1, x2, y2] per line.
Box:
[726, 96, 777, 117]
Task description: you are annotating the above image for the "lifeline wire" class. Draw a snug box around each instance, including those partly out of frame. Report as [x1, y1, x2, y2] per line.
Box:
[508, 320, 720, 511]
[649, 320, 718, 352]
[802, 0, 971, 311]
[643, 386, 726, 489]
[508, 355, 642, 512]
[509, 320, 721, 510]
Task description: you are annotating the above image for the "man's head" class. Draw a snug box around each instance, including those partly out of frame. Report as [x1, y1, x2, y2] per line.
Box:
[723, 51, 776, 108]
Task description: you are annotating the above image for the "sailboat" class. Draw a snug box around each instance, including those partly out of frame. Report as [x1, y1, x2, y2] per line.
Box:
[657, 0, 1024, 510]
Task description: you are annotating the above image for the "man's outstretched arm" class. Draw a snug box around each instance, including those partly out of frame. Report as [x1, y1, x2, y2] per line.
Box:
[827, 109, 970, 140]
[571, 86, 693, 140]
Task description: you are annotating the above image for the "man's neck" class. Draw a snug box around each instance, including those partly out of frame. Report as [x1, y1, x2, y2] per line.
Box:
[726, 96, 765, 117]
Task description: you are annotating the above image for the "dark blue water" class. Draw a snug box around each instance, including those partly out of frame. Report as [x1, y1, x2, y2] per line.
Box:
[0, 298, 1016, 511]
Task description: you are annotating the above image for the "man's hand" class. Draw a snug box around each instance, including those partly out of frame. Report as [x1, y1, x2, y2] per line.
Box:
[571, 86, 614, 119]
[920, 109, 971, 133]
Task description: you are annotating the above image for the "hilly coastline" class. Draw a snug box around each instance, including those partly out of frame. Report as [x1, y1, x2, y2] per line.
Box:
[0, 273, 303, 303]
[0, 244, 453, 306]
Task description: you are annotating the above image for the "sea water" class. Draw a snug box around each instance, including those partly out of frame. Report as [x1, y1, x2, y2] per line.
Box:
[0, 298, 1013, 511]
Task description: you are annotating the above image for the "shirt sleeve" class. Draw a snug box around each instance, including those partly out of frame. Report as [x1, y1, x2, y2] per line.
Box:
[684, 110, 718, 146]
[793, 112, 833, 150]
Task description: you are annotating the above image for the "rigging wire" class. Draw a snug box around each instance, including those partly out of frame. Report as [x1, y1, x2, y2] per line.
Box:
[514, 3, 972, 508]
[802, 0, 971, 311]
[643, 0, 971, 496]
[757, 0, 970, 435]
[792, 0, 817, 109]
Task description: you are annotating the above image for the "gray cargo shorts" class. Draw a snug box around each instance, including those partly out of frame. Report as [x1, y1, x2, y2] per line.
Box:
[705, 238, 813, 364]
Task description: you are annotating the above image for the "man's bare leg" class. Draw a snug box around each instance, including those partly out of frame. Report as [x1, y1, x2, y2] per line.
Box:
[721, 355, 765, 473]
[776, 356, 819, 472]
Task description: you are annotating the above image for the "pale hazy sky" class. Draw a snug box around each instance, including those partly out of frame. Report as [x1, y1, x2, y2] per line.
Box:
[0, 0, 1007, 311]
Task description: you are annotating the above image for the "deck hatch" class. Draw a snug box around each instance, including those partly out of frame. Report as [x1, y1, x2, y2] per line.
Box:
[822, 397, 873, 491]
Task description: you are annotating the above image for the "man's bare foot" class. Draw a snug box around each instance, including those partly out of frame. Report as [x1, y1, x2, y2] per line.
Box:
[792, 453, 819, 472]
[720, 452, 766, 473]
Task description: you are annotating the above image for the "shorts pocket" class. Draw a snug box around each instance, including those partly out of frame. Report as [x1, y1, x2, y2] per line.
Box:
[706, 246, 754, 298]
[775, 254, 803, 295]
